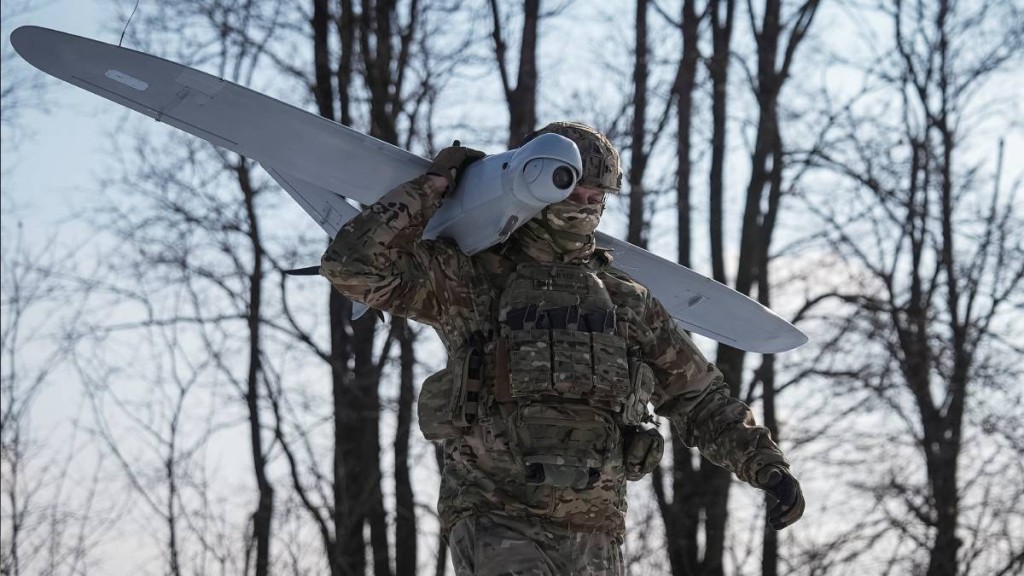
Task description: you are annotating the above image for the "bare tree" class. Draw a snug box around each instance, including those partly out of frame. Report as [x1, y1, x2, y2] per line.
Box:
[104, 4, 298, 574]
[307, 2, 375, 574]
[625, 0, 650, 248]
[393, 321, 417, 576]
[740, 3, 821, 574]
[801, 1, 1024, 574]
[706, 0, 735, 290]
[78, 121, 288, 573]
[489, 0, 541, 146]
[644, 1, 821, 574]
[649, 2, 706, 574]
[259, 2, 466, 575]
[0, 224, 106, 576]
[74, 301, 231, 576]
[671, 0, 702, 271]
[1, 15, 108, 567]
[308, 2, 432, 574]
[1, 0, 48, 140]
[109, 4, 461, 574]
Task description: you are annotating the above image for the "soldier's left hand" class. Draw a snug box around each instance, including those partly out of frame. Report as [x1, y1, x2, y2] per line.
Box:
[763, 468, 805, 530]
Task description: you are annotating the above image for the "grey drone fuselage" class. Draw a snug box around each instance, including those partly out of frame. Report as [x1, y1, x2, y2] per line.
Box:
[423, 133, 583, 254]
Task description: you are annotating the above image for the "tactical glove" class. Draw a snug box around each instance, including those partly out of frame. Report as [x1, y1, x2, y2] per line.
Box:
[428, 141, 486, 191]
[763, 467, 805, 530]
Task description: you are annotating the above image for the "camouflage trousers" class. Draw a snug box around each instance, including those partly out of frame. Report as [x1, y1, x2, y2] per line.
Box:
[449, 513, 624, 576]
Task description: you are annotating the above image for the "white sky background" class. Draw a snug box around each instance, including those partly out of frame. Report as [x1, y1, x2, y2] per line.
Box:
[4, 0, 1021, 269]
[3, 0, 1023, 574]
[3, 0, 109, 223]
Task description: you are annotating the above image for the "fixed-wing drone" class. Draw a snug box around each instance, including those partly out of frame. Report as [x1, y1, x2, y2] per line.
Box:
[11, 26, 807, 354]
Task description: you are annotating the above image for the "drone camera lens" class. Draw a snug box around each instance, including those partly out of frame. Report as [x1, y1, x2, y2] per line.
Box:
[552, 166, 575, 190]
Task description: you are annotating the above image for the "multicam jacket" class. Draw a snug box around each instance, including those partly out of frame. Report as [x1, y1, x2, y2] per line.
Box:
[321, 174, 789, 538]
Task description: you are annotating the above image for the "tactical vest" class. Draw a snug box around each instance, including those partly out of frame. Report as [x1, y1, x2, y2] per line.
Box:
[418, 260, 663, 490]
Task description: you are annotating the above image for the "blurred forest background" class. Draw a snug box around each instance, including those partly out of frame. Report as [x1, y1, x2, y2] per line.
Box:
[2, 0, 1022, 575]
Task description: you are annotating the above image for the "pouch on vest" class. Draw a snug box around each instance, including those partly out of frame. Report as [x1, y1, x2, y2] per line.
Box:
[591, 331, 630, 401]
[417, 347, 484, 441]
[623, 426, 664, 481]
[451, 347, 484, 427]
[507, 326, 553, 396]
[503, 321, 632, 403]
[417, 368, 460, 441]
[622, 360, 656, 425]
[499, 263, 632, 404]
[508, 403, 620, 490]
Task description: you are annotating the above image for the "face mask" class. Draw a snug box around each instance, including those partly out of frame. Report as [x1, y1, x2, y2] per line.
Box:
[542, 199, 604, 237]
[512, 198, 605, 262]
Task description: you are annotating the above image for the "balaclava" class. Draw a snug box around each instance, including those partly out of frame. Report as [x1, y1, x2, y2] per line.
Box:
[511, 121, 622, 262]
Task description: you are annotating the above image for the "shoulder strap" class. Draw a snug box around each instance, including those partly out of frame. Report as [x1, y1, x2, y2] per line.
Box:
[473, 249, 516, 406]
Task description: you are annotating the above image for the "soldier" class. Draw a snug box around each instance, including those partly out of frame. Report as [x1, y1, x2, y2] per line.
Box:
[321, 122, 804, 575]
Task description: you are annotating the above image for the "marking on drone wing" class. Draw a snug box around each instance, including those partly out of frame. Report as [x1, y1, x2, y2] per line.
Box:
[71, 77, 239, 147]
[104, 69, 148, 91]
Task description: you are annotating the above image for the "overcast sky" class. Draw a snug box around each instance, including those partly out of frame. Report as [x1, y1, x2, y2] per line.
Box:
[3, 0, 111, 223]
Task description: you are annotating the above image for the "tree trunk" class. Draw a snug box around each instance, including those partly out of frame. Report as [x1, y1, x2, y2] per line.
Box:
[712, 1, 816, 571]
[760, 353, 779, 576]
[312, 0, 335, 122]
[166, 447, 182, 576]
[490, 0, 540, 147]
[925, 434, 960, 576]
[352, 315, 392, 576]
[509, 0, 539, 146]
[352, 2, 426, 573]
[674, 0, 699, 270]
[433, 446, 448, 576]
[927, 8, 963, 568]
[660, 1, 702, 573]
[626, 0, 649, 248]
[667, 441, 700, 575]
[394, 319, 417, 576]
[331, 292, 365, 576]
[314, 1, 367, 572]
[757, 173, 780, 574]
[703, 2, 736, 573]
[240, 160, 273, 576]
[337, 0, 356, 128]
[707, 0, 734, 287]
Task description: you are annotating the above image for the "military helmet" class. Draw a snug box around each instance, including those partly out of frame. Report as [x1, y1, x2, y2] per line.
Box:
[521, 121, 622, 193]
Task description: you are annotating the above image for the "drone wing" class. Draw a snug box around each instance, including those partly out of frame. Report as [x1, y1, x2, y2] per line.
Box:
[12, 25, 806, 353]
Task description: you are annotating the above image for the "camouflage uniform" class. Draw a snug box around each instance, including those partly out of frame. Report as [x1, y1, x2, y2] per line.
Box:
[321, 124, 792, 574]
[448, 512, 621, 576]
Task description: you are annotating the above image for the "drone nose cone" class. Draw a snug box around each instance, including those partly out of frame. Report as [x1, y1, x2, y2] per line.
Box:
[521, 158, 577, 204]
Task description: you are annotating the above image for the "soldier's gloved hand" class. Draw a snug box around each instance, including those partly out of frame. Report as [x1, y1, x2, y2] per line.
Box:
[428, 141, 485, 191]
[763, 467, 805, 530]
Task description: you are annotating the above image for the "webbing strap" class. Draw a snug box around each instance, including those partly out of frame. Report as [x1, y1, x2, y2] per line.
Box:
[493, 339, 513, 404]
[503, 305, 615, 333]
[454, 348, 484, 427]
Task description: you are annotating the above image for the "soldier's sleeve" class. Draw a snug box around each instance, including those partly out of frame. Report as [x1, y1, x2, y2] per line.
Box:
[642, 293, 789, 488]
[319, 174, 463, 327]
